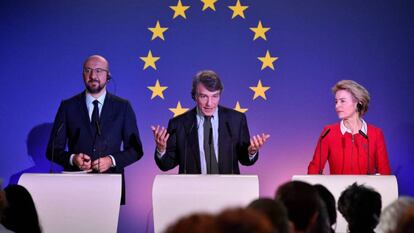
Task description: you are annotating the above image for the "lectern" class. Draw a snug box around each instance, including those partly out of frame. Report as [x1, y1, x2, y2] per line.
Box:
[18, 173, 122, 233]
[152, 175, 259, 233]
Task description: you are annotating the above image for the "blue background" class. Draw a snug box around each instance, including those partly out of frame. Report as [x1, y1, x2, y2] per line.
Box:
[1, 0, 413, 232]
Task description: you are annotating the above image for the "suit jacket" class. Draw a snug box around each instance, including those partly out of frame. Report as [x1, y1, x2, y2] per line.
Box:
[307, 123, 391, 175]
[46, 91, 144, 204]
[154, 106, 258, 174]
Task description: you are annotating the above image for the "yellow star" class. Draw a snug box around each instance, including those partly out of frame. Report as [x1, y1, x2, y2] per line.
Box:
[169, 101, 189, 117]
[228, 0, 248, 19]
[258, 50, 278, 70]
[140, 50, 160, 70]
[201, 0, 218, 11]
[148, 21, 168, 41]
[250, 21, 270, 41]
[250, 80, 270, 100]
[148, 79, 168, 99]
[234, 101, 248, 113]
[170, 0, 190, 19]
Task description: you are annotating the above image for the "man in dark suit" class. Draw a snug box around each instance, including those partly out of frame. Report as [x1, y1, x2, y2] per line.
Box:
[46, 55, 143, 204]
[152, 70, 269, 174]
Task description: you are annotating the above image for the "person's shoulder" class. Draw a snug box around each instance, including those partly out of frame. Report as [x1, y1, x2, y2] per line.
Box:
[219, 106, 245, 118]
[170, 107, 196, 123]
[60, 92, 84, 105]
[107, 93, 129, 105]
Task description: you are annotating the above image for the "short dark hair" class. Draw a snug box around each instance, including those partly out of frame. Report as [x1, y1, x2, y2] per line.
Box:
[275, 181, 321, 232]
[191, 70, 223, 100]
[338, 183, 382, 232]
[247, 198, 291, 233]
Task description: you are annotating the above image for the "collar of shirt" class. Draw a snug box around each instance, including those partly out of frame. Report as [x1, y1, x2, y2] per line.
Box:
[85, 91, 107, 119]
[340, 118, 368, 135]
[196, 107, 219, 125]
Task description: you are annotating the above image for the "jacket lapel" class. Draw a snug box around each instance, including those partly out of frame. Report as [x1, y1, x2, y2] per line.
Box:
[218, 106, 228, 173]
[77, 92, 94, 138]
[99, 92, 114, 135]
[185, 108, 201, 173]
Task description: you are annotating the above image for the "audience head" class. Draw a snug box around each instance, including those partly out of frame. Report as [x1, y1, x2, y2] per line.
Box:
[165, 213, 216, 233]
[215, 208, 273, 233]
[376, 197, 414, 233]
[338, 183, 381, 233]
[2, 184, 41, 233]
[314, 184, 337, 232]
[275, 181, 326, 233]
[247, 198, 292, 233]
[0, 180, 6, 217]
[395, 203, 414, 233]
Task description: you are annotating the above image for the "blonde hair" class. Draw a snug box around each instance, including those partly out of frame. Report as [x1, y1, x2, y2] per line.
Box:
[332, 80, 371, 116]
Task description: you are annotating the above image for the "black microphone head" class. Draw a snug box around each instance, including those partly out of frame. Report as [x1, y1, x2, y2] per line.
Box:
[321, 128, 331, 139]
[359, 130, 368, 139]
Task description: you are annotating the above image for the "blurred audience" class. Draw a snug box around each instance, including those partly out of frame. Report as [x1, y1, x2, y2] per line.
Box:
[338, 183, 381, 233]
[314, 184, 337, 233]
[0, 182, 14, 233]
[247, 198, 292, 233]
[215, 208, 273, 233]
[275, 181, 330, 233]
[165, 213, 216, 233]
[2, 185, 41, 233]
[395, 203, 414, 233]
[376, 197, 414, 233]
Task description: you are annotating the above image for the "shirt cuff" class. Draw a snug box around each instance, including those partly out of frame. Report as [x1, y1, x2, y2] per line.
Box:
[108, 155, 116, 167]
[69, 154, 75, 166]
[156, 148, 166, 158]
[248, 152, 257, 161]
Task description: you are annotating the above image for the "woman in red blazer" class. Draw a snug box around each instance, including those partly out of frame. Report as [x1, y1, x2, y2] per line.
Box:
[308, 80, 391, 175]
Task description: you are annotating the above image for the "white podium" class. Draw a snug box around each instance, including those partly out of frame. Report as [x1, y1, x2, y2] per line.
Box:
[152, 175, 259, 233]
[292, 175, 398, 233]
[18, 173, 122, 233]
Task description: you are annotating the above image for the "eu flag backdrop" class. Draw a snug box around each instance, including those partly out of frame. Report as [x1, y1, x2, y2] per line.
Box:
[1, 0, 413, 232]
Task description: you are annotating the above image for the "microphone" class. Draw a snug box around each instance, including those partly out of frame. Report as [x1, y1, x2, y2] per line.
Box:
[359, 130, 371, 174]
[50, 122, 64, 173]
[318, 128, 331, 174]
[183, 123, 194, 174]
[226, 121, 234, 174]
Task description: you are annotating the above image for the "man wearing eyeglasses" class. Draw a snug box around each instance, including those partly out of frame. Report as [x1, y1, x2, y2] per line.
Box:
[152, 70, 269, 174]
[46, 55, 143, 204]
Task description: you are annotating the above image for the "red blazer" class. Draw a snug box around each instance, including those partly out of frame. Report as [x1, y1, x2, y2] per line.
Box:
[308, 123, 391, 175]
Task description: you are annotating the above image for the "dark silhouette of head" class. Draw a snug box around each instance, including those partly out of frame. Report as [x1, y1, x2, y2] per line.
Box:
[275, 181, 327, 233]
[2, 184, 41, 233]
[338, 183, 382, 233]
[314, 184, 337, 232]
[247, 198, 291, 233]
[165, 213, 216, 233]
[395, 203, 414, 233]
[216, 208, 273, 233]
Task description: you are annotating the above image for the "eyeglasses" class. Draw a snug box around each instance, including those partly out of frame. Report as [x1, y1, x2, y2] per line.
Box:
[83, 67, 109, 76]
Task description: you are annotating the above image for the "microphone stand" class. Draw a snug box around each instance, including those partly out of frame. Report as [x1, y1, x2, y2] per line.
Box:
[50, 122, 64, 173]
[318, 128, 331, 174]
[359, 130, 370, 174]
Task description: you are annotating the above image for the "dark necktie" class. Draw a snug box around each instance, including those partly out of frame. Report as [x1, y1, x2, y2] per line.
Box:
[91, 100, 100, 127]
[203, 116, 219, 174]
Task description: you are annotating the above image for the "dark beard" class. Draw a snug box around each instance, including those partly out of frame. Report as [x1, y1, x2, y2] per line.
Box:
[86, 81, 105, 94]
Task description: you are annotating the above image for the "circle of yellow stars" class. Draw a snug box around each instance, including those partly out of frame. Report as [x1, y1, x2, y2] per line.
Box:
[140, 0, 278, 117]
